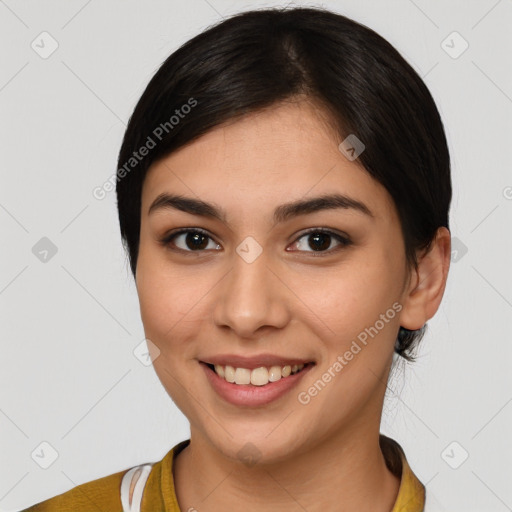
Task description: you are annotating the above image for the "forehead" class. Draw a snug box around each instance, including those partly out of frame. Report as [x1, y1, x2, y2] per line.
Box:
[141, 101, 397, 225]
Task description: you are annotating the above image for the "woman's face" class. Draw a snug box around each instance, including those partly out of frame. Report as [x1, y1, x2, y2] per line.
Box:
[136, 100, 413, 463]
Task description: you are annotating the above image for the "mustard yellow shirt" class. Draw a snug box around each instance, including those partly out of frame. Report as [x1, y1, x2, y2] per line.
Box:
[22, 434, 425, 511]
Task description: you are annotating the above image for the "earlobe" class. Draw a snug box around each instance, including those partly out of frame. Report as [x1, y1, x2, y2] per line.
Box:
[399, 227, 451, 331]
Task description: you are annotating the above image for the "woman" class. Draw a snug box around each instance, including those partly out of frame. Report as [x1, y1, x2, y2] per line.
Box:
[25, 6, 451, 511]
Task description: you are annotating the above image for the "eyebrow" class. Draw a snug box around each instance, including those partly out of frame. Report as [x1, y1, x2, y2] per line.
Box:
[148, 192, 374, 224]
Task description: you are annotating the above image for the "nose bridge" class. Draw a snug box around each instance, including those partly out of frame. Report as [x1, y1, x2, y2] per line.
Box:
[213, 243, 288, 336]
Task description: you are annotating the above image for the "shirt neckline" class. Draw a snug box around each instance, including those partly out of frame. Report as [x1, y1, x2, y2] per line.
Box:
[161, 435, 425, 511]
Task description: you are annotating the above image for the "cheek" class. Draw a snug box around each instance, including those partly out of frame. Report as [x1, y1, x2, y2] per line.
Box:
[311, 247, 404, 356]
[136, 249, 184, 345]
[135, 249, 214, 350]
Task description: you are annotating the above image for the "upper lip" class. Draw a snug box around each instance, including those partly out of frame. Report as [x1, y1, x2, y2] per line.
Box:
[200, 354, 315, 370]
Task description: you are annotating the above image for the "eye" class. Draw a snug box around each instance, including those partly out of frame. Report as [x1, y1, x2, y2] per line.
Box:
[160, 228, 221, 252]
[160, 227, 352, 255]
[288, 228, 352, 255]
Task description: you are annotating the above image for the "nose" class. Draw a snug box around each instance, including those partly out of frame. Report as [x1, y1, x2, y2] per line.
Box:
[212, 250, 290, 338]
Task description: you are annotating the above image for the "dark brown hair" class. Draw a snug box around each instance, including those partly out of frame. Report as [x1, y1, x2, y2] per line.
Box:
[115, 6, 451, 361]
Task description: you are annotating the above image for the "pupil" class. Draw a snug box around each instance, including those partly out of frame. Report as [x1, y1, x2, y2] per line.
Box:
[186, 232, 208, 250]
[309, 232, 330, 251]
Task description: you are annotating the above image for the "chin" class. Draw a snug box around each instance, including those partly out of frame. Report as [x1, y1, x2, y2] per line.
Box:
[203, 429, 306, 467]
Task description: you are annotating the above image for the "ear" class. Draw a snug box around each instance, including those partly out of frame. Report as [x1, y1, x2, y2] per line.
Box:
[399, 227, 451, 330]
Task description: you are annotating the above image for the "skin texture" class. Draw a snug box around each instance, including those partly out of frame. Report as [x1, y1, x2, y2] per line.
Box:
[135, 99, 451, 511]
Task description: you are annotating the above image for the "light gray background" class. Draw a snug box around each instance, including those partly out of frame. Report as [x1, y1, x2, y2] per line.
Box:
[1, 1, 511, 511]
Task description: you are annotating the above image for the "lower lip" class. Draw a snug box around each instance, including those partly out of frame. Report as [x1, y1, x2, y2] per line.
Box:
[201, 362, 314, 407]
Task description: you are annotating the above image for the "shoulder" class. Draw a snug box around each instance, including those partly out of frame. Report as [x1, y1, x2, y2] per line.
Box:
[380, 434, 426, 512]
[21, 441, 188, 512]
[21, 469, 127, 511]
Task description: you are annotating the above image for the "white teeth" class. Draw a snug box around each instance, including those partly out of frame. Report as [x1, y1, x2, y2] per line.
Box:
[268, 366, 282, 382]
[224, 365, 235, 383]
[250, 367, 269, 386]
[234, 368, 251, 385]
[211, 363, 306, 386]
[214, 364, 225, 378]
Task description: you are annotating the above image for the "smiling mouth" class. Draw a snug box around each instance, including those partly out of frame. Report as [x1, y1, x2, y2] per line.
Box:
[203, 362, 315, 386]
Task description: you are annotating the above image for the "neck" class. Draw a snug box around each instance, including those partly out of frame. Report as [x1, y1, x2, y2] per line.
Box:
[173, 424, 400, 512]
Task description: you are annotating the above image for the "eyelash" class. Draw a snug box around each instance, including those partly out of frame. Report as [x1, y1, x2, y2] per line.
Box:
[159, 227, 353, 256]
